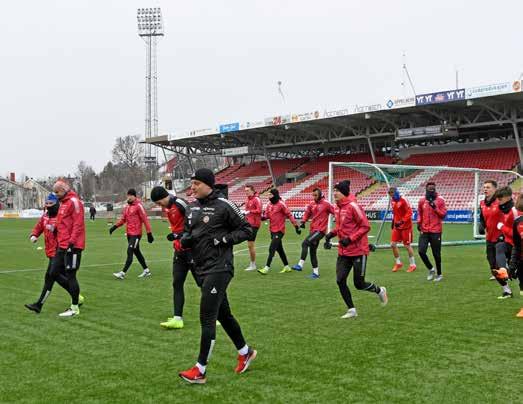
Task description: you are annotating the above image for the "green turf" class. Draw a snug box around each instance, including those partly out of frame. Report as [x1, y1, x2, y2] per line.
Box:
[0, 218, 521, 403]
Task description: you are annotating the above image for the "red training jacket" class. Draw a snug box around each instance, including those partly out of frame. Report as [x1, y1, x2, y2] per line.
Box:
[245, 193, 262, 228]
[417, 194, 447, 233]
[499, 206, 519, 246]
[391, 196, 413, 230]
[56, 190, 85, 250]
[31, 214, 58, 258]
[331, 195, 370, 256]
[480, 198, 504, 243]
[115, 199, 152, 236]
[265, 199, 297, 233]
[302, 197, 335, 233]
[165, 196, 188, 252]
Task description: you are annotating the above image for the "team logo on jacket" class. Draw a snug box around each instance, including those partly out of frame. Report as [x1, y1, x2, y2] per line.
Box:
[203, 215, 210, 223]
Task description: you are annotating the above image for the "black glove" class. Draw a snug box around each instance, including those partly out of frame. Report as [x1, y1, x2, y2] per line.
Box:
[391, 221, 394, 229]
[299, 222, 306, 229]
[180, 233, 193, 249]
[497, 234, 505, 243]
[295, 225, 302, 235]
[478, 222, 485, 235]
[340, 238, 351, 247]
[429, 201, 436, 209]
[509, 261, 518, 279]
[394, 220, 403, 229]
[64, 243, 77, 271]
[368, 243, 376, 252]
[324, 232, 334, 249]
[109, 225, 117, 235]
[147, 233, 154, 243]
[417, 223, 422, 233]
[166, 232, 180, 242]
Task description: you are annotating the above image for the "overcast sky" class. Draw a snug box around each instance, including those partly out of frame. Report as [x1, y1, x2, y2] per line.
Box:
[2, 0, 523, 178]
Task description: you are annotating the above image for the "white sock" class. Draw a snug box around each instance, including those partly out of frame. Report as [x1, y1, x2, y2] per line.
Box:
[144, 268, 149, 272]
[173, 316, 182, 321]
[250, 261, 256, 268]
[313, 267, 319, 275]
[429, 267, 434, 272]
[238, 345, 249, 355]
[503, 285, 512, 294]
[395, 257, 401, 265]
[298, 259, 305, 267]
[71, 304, 79, 311]
[196, 362, 206, 374]
[409, 256, 416, 265]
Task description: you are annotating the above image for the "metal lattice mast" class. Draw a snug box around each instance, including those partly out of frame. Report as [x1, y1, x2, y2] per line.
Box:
[137, 7, 163, 167]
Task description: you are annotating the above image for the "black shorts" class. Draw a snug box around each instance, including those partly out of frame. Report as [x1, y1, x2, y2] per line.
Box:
[247, 226, 259, 242]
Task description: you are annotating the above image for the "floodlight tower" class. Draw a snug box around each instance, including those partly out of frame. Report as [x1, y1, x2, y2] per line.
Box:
[137, 7, 163, 168]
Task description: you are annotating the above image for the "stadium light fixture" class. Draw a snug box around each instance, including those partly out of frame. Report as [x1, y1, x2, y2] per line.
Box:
[137, 7, 164, 37]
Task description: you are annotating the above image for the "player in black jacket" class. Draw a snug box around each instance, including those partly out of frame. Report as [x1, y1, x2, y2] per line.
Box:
[178, 168, 257, 384]
[509, 194, 523, 318]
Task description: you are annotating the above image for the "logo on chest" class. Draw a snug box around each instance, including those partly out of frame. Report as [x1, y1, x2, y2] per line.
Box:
[203, 215, 210, 223]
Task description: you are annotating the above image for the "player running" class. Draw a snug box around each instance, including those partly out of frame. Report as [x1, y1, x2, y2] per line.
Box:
[178, 168, 256, 384]
[388, 187, 416, 273]
[324, 180, 388, 319]
[150, 186, 195, 330]
[479, 180, 504, 281]
[24, 193, 84, 313]
[243, 185, 262, 271]
[493, 186, 518, 299]
[510, 194, 523, 317]
[110, 189, 154, 279]
[258, 188, 301, 275]
[291, 188, 335, 278]
[417, 182, 447, 281]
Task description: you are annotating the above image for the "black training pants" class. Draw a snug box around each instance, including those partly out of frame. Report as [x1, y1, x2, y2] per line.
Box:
[336, 255, 380, 309]
[37, 258, 74, 305]
[494, 241, 512, 286]
[300, 231, 324, 268]
[517, 262, 523, 290]
[172, 251, 197, 317]
[266, 231, 288, 267]
[418, 232, 442, 275]
[197, 272, 246, 366]
[486, 241, 497, 270]
[48, 249, 81, 305]
[122, 235, 148, 273]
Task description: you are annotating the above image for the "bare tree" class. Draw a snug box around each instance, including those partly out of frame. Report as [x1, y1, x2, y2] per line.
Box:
[76, 161, 97, 201]
[112, 135, 144, 168]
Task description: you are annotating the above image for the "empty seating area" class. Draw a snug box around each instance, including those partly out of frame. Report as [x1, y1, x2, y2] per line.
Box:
[196, 148, 520, 212]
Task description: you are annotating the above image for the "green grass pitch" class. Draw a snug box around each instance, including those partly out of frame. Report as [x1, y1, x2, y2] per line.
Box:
[0, 218, 521, 403]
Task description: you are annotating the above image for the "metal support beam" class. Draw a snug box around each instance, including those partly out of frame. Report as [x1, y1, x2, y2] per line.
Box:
[511, 109, 523, 172]
[366, 127, 376, 163]
[263, 147, 276, 186]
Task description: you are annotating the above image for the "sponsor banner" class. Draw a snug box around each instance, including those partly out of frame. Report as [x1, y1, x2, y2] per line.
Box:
[219, 122, 240, 133]
[188, 128, 217, 137]
[465, 82, 515, 99]
[370, 210, 472, 223]
[323, 108, 350, 118]
[291, 210, 305, 220]
[385, 97, 416, 109]
[291, 111, 321, 123]
[222, 146, 250, 157]
[265, 115, 292, 126]
[416, 89, 465, 105]
[353, 103, 382, 114]
[241, 121, 265, 130]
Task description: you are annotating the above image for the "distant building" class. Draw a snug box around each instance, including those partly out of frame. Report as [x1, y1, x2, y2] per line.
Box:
[0, 177, 50, 211]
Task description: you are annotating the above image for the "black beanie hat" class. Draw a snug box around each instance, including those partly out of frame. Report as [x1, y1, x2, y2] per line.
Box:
[127, 188, 137, 197]
[191, 168, 215, 188]
[270, 188, 279, 197]
[334, 180, 351, 197]
[150, 186, 169, 202]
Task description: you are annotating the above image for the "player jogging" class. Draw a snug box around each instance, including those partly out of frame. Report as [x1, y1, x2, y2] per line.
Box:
[324, 180, 388, 319]
[417, 182, 447, 281]
[110, 189, 154, 279]
[292, 188, 335, 278]
[243, 185, 262, 271]
[509, 194, 523, 317]
[258, 188, 301, 275]
[388, 187, 416, 273]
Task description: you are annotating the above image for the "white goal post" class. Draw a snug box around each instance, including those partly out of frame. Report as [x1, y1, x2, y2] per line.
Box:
[328, 162, 523, 248]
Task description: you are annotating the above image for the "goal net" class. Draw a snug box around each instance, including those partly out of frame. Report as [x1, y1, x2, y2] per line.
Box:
[328, 162, 522, 248]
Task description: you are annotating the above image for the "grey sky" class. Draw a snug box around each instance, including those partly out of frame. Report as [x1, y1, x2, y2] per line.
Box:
[2, 0, 522, 178]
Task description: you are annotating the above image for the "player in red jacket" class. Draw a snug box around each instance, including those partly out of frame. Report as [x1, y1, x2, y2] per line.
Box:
[493, 186, 518, 299]
[258, 189, 301, 275]
[24, 193, 84, 313]
[50, 180, 86, 317]
[479, 180, 505, 281]
[324, 180, 388, 318]
[417, 182, 447, 282]
[509, 194, 523, 317]
[388, 187, 416, 273]
[291, 188, 335, 278]
[150, 186, 196, 329]
[243, 185, 262, 271]
[110, 189, 155, 279]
